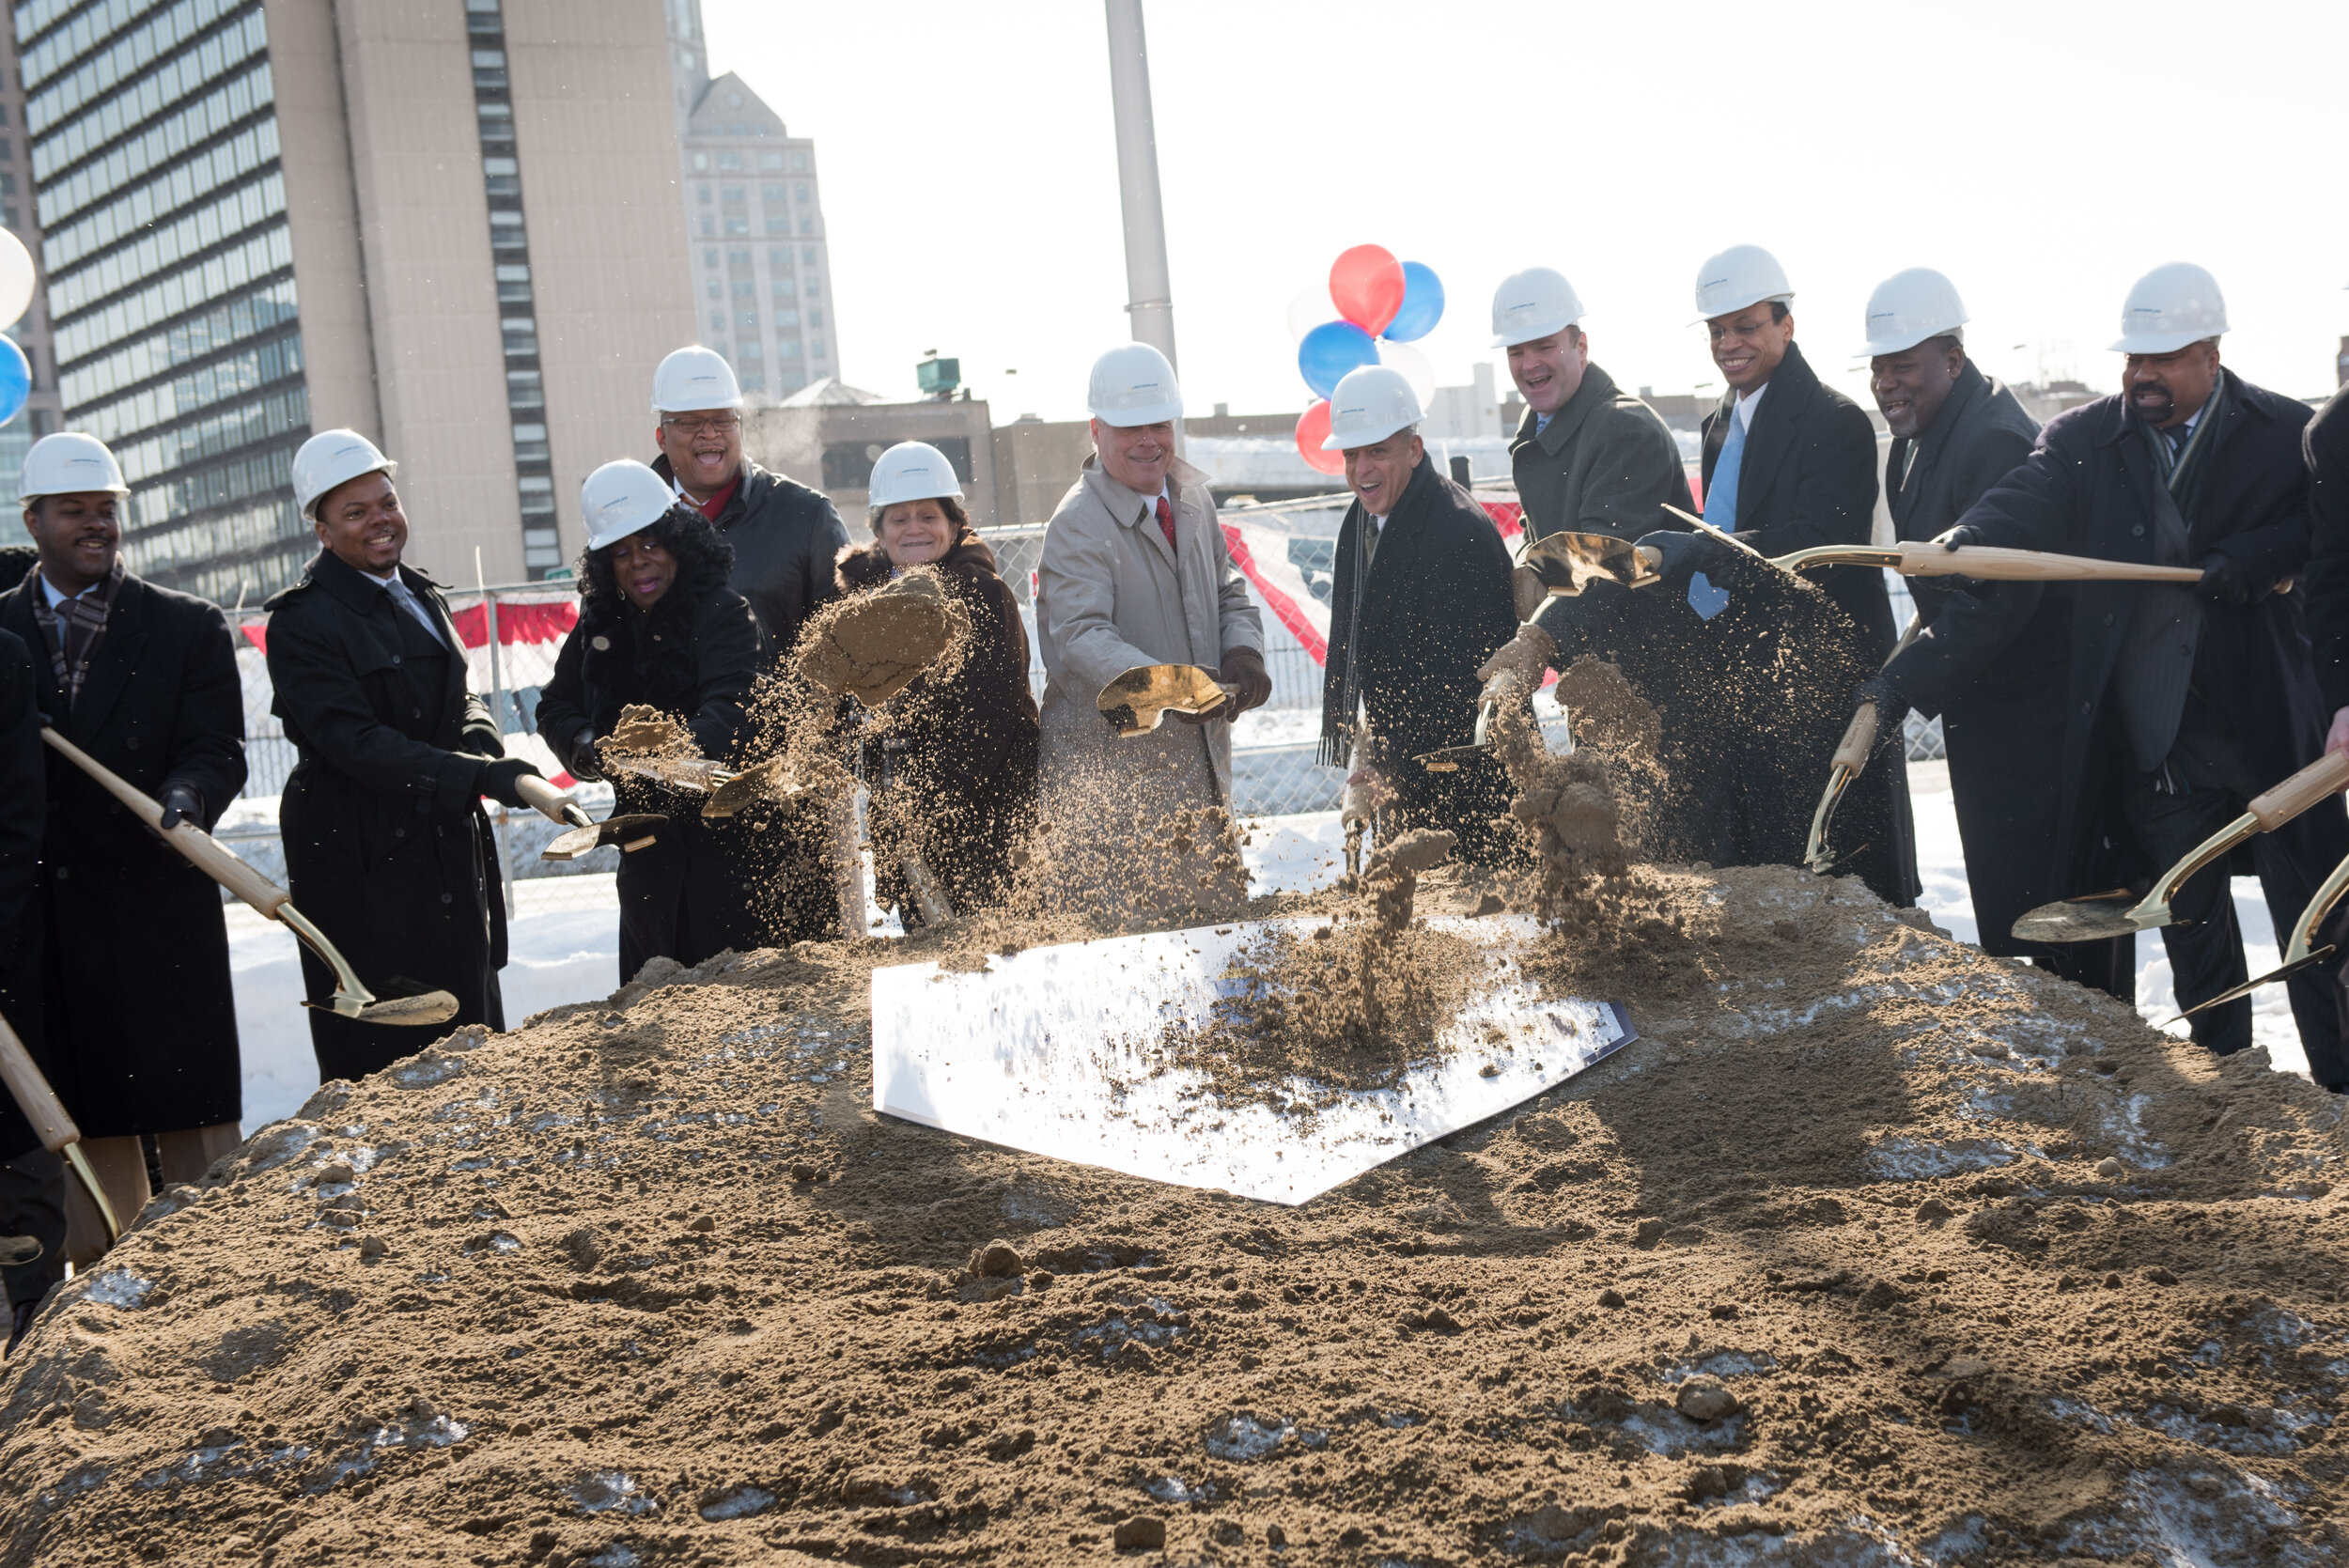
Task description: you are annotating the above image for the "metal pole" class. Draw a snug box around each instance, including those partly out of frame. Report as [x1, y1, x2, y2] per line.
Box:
[1103, 0, 1177, 371]
[475, 548, 518, 921]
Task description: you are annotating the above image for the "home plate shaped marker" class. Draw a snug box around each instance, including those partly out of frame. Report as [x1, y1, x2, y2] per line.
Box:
[870, 914, 1634, 1205]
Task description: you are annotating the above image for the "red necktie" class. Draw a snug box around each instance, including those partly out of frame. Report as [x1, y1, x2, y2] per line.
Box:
[1155, 495, 1176, 551]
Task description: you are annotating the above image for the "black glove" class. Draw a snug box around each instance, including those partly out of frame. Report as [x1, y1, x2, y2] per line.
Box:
[2194, 550, 2250, 607]
[1854, 672, 1906, 724]
[1633, 528, 1732, 582]
[1933, 523, 1985, 551]
[565, 726, 603, 782]
[1219, 647, 1273, 716]
[477, 756, 542, 809]
[155, 782, 203, 832]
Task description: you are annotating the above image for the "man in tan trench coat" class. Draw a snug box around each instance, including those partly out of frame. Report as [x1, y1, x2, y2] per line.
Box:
[1034, 343, 1268, 921]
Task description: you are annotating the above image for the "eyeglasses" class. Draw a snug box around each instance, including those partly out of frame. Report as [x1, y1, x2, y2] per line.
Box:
[661, 414, 741, 437]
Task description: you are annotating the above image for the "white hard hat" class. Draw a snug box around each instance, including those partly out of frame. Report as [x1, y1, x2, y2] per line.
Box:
[292, 428, 397, 520]
[582, 459, 677, 551]
[651, 344, 744, 413]
[1859, 268, 1969, 358]
[1489, 267, 1585, 348]
[2110, 262, 2228, 354]
[1321, 365, 1423, 451]
[1086, 341, 1183, 427]
[867, 441, 965, 509]
[18, 431, 128, 503]
[1692, 244, 1794, 323]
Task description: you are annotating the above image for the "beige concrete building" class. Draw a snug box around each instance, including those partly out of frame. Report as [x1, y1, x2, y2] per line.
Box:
[746, 380, 1002, 529]
[24, 0, 691, 601]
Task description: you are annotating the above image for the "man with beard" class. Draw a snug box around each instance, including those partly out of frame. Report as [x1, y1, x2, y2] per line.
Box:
[646, 345, 848, 940]
[1938, 264, 2346, 1085]
[1315, 365, 1517, 862]
[1846, 270, 2125, 993]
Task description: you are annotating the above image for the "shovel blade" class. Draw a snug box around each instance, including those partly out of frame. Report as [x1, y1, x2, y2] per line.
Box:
[540, 813, 668, 862]
[1412, 742, 1489, 773]
[705, 757, 789, 818]
[2167, 945, 2338, 1024]
[308, 988, 462, 1028]
[1519, 532, 1663, 596]
[2009, 888, 2162, 944]
[1097, 664, 1230, 736]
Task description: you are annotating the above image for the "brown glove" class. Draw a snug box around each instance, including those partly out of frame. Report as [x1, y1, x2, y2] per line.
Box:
[1218, 646, 1273, 716]
[1474, 623, 1558, 706]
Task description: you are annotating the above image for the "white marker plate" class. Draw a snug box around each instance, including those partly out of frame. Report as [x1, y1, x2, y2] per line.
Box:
[871, 914, 1632, 1205]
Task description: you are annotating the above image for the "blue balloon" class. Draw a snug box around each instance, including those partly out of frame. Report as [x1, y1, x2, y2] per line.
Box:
[1297, 319, 1379, 398]
[0, 335, 24, 427]
[1383, 262, 1444, 342]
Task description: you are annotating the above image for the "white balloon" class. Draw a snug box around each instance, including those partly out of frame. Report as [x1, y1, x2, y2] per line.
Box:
[1286, 282, 1336, 343]
[0, 230, 32, 329]
[1377, 338, 1437, 412]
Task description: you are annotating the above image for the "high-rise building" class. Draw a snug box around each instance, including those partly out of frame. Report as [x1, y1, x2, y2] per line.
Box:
[668, 2, 834, 402]
[18, 0, 693, 601]
[0, 14, 61, 508]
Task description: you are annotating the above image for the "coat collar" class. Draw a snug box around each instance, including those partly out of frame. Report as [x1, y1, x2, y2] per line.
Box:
[1713, 338, 1819, 511]
[1, 560, 152, 737]
[1899, 358, 1992, 477]
[1080, 452, 1207, 571]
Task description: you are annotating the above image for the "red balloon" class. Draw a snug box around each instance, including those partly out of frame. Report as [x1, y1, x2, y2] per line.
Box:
[1329, 244, 1406, 336]
[1295, 401, 1344, 475]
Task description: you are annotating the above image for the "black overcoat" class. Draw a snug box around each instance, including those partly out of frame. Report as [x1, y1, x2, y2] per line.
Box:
[0, 629, 46, 1163]
[1879, 364, 2069, 955]
[535, 559, 766, 980]
[1952, 373, 2348, 894]
[1695, 339, 1916, 907]
[2302, 383, 2349, 714]
[265, 550, 508, 1084]
[1321, 457, 1517, 861]
[837, 531, 1040, 922]
[0, 567, 245, 1135]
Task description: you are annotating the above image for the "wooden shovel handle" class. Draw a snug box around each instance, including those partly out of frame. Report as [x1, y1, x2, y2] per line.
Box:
[2248, 750, 2349, 832]
[1895, 543, 2205, 583]
[0, 1012, 80, 1154]
[39, 728, 288, 917]
[513, 770, 588, 828]
[1831, 703, 1881, 771]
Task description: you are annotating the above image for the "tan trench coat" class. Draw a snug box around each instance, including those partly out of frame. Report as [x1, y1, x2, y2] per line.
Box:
[1034, 454, 1264, 918]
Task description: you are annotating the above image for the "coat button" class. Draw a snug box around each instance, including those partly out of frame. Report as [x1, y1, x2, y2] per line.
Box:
[2104, 613, 2114, 626]
[2080, 702, 2092, 714]
[412, 708, 423, 719]
[54, 866, 68, 880]
[2131, 524, 2145, 537]
[396, 827, 407, 839]
[442, 893, 454, 905]
[125, 737, 139, 750]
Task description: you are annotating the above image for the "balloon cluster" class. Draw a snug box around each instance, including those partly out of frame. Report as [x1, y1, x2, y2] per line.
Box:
[1289, 245, 1443, 476]
[0, 232, 32, 428]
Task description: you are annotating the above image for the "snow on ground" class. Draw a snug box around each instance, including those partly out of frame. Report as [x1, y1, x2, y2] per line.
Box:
[225, 760, 2312, 1135]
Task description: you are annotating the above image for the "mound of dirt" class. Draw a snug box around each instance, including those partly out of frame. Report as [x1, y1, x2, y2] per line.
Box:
[5, 866, 2349, 1567]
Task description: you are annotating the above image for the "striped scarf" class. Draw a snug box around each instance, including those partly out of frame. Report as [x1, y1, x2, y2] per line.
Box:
[29, 560, 124, 711]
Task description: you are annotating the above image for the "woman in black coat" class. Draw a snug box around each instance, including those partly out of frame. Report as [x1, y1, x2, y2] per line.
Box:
[537, 466, 765, 980]
[838, 442, 1038, 925]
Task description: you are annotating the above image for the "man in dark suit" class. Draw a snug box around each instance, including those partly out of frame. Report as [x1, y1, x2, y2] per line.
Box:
[1315, 365, 1517, 862]
[646, 345, 849, 940]
[1847, 270, 2123, 994]
[1633, 245, 1916, 908]
[0, 433, 248, 1263]
[268, 430, 542, 1085]
[1940, 264, 2346, 1082]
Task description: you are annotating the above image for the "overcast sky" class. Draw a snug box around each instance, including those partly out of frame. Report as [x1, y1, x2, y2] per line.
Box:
[705, 0, 2348, 422]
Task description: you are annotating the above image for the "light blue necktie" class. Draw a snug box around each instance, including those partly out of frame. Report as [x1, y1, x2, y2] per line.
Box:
[1689, 412, 1745, 619]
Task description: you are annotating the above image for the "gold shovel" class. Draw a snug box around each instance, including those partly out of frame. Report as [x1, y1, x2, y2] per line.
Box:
[2012, 750, 2349, 943]
[510, 772, 664, 862]
[0, 1014, 121, 1241]
[2169, 846, 2349, 1021]
[1097, 664, 1235, 736]
[1804, 618, 1925, 874]
[40, 729, 458, 1028]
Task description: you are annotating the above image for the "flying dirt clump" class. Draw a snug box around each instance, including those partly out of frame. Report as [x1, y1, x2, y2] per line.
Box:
[794, 565, 971, 708]
[1486, 656, 1648, 921]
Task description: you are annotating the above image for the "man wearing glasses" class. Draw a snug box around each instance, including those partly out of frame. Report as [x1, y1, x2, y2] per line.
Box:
[648, 345, 849, 659]
[648, 346, 850, 941]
